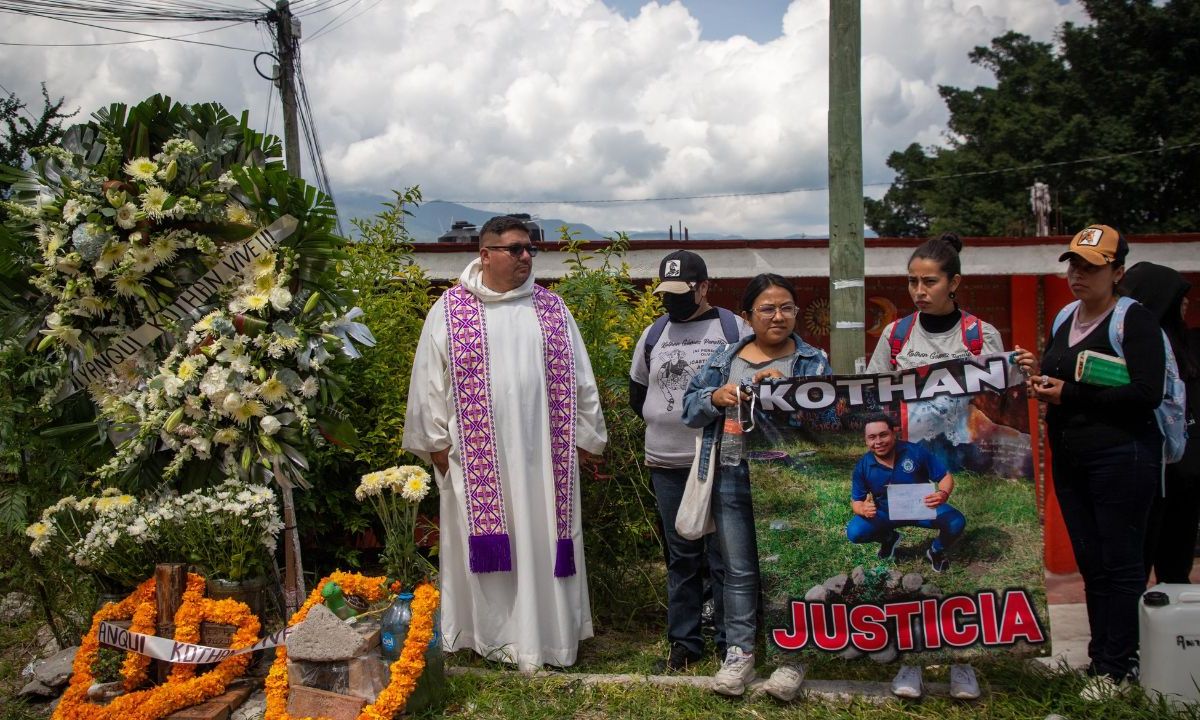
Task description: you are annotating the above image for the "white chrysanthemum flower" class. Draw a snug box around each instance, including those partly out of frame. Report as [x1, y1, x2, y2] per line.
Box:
[401, 470, 431, 502]
[299, 376, 319, 398]
[243, 294, 270, 312]
[213, 428, 240, 445]
[75, 295, 107, 317]
[140, 186, 170, 219]
[250, 252, 277, 278]
[124, 157, 158, 182]
[226, 201, 252, 225]
[62, 198, 84, 223]
[260, 415, 281, 436]
[232, 398, 265, 423]
[130, 246, 158, 273]
[115, 202, 139, 229]
[355, 471, 384, 500]
[151, 234, 178, 262]
[25, 521, 50, 540]
[113, 272, 144, 298]
[230, 355, 252, 376]
[258, 376, 288, 404]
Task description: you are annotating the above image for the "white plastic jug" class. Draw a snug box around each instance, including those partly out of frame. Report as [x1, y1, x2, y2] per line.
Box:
[1140, 584, 1200, 710]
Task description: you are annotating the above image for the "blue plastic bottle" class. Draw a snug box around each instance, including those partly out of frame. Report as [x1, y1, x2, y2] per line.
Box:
[379, 592, 414, 661]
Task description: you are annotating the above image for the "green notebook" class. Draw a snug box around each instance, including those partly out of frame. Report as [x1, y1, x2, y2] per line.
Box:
[1075, 350, 1130, 387]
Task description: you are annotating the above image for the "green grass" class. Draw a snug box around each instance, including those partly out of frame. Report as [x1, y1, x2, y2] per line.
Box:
[432, 655, 1199, 719]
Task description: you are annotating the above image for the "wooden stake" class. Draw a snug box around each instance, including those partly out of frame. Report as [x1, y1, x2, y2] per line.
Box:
[274, 459, 306, 618]
[154, 563, 186, 683]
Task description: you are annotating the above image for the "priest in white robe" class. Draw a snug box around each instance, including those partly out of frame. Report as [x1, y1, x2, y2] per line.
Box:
[402, 215, 607, 672]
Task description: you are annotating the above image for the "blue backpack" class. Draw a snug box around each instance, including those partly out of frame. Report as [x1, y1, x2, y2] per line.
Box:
[1051, 296, 1188, 463]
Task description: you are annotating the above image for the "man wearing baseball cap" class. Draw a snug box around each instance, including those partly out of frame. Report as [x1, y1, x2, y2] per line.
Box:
[631, 249, 747, 672]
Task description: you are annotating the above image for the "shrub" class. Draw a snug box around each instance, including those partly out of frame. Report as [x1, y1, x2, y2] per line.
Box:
[551, 228, 664, 624]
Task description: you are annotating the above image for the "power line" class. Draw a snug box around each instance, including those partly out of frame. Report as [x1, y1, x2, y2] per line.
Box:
[0, 17, 253, 47]
[306, 0, 382, 42]
[1, 8, 262, 51]
[429, 141, 1200, 206]
[0, 80, 40, 122]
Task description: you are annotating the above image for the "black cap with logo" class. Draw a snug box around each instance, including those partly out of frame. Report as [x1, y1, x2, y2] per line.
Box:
[653, 250, 708, 294]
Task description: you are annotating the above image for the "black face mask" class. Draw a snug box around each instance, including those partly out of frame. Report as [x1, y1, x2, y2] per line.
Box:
[662, 292, 700, 322]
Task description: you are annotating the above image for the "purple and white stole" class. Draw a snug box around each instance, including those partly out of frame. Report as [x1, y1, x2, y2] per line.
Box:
[444, 283, 578, 577]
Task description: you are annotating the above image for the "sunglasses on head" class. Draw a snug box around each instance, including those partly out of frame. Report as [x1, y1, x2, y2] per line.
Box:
[484, 243, 539, 258]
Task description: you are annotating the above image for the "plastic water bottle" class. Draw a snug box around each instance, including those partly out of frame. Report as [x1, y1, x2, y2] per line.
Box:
[380, 592, 414, 661]
[719, 408, 743, 466]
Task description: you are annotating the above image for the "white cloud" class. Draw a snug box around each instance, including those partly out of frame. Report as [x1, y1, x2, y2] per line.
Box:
[0, 0, 1089, 237]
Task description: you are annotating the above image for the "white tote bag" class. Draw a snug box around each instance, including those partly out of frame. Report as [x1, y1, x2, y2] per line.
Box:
[675, 435, 718, 540]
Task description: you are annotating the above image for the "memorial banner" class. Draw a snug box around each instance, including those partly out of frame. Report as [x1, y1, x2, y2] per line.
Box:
[743, 353, 1048, 660]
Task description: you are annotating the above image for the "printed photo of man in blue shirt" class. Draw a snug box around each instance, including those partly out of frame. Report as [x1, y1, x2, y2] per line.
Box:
[846, 412, 966, 572]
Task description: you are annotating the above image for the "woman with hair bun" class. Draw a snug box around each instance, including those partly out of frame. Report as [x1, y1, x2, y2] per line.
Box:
[864, 232, 1003, 701]
[867, 233, 1003, 373]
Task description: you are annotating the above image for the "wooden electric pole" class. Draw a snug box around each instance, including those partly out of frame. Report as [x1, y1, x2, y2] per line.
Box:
[827, 0, 865, 373]
[274, 0, 302, 178]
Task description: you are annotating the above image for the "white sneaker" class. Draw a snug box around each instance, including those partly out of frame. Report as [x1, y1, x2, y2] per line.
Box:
[762, 664, 805, 702]
[891, 664, 923, 699]
[712, 646, 756, 696]
[1080, 674, 1128, 702]
[949, 663, 980, 699]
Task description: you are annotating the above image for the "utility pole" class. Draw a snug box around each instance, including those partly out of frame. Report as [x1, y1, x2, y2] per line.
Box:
[827, 0, 865, 374]
[274, 0, 302, 178]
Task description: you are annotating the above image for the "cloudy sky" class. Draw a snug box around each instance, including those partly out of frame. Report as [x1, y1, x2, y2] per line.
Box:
[1, 0, 1089, 237]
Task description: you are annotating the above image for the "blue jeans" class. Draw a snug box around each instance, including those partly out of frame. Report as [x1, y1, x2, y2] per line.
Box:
[845, 504, 966, 553]
[710, 461, 759, 654]
[651, 467, 726, 656]
[1052, 434, 1159, 681]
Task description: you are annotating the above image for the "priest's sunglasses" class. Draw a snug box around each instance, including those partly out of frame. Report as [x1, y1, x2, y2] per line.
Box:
[752, 303, 799, 319]
[483, 243, 540, 258]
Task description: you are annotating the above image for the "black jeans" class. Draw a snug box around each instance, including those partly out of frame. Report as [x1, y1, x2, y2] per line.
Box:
[1052, 434, 1160, 680]
[1144, 460, 1200, 584]
[651, 467, 726, 656]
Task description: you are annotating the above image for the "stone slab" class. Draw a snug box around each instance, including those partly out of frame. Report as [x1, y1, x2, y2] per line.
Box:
[288, 604, 363, 662]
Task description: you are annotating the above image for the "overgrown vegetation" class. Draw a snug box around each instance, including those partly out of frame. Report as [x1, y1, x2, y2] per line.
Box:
[550, 227, 664, 625]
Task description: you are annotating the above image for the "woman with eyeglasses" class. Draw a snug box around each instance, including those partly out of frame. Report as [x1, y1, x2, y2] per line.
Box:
[682, 273, 831, 697]
[864, 232, 1002, 701]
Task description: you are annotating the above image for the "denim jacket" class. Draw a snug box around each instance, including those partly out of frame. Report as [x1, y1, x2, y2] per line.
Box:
[682, 332, 833, 482]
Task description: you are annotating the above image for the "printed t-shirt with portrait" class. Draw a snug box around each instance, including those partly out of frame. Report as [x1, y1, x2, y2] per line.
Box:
[850, 440, 947, 515]
[866, 316, 1003, 374]
[631, 310, 750, 468]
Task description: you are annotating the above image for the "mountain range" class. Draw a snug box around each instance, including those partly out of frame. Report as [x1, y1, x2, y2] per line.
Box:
[335, 191, 768, 242]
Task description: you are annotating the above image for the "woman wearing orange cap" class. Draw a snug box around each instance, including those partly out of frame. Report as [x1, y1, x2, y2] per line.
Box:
[1013, 224, 1165, 701]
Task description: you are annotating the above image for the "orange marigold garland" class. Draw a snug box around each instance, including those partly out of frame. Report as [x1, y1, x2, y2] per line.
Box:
[264, 573, 440, 720]
[53, 573, 261, 720]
